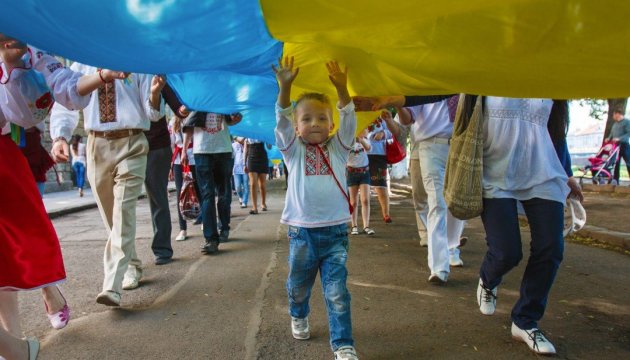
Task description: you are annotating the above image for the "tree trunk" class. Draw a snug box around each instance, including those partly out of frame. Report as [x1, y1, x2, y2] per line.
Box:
[603, 98, 628, 143]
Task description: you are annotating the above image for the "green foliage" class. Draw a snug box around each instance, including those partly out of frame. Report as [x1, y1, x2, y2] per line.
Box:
[578, 99, 607, 121]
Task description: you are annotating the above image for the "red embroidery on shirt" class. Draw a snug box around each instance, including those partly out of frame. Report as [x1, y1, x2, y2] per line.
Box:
[35, 92, 53, 110]
[305, 144, 332, 176]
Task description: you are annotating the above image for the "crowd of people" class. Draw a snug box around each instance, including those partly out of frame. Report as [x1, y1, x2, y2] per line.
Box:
[0, 32, 595, 360]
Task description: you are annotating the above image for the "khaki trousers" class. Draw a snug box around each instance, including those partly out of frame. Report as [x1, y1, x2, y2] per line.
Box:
[409, 158, 428, 245]
[87, 133, 148, 294]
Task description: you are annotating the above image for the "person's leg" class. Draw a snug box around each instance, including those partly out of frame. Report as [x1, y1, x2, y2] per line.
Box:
[621, 143, 630, 182]
[479, 198, 523, 289]
[234, 174, 244, 203]
[249, 172, 259, 212]
[375, 187, 389, 219]
[348, 185, 359, 228]
[0, 291, 21, 337]
[173, 164, 187, 231]
[286, 226, 319, 319]
[409, 158, 428, 245]
[417, 142, 450, 279]
[104, 134, 148, 293]
[359, 183, 371, 229]
[259, 173, 268, 209]
[144, 147, 173, 262]
[190, 165, 202, 224]
[512, 198, 564, 330]
[242, 173, 250, 206]
[0, 325, 30, 360]
[214, 153, 233, 232]
[446, 211, 466, 265]
[195, 154, 220, 241]
[319, 224, 353, 351]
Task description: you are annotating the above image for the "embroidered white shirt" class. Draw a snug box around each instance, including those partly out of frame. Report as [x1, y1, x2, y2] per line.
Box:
[275, 101, 356, 228]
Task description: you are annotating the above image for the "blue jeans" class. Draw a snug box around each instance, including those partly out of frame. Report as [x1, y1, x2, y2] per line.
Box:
[194, 153, 233, 240]
[233, 173, 249, 206]
[286, 224, 353, 351]
[480, 197, 564, 330]
[73, 162, 86, 189]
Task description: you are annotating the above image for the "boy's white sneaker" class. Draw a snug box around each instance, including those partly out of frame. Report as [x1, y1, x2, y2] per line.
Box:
[477, 278, 497, 315]
[291, 316, 310, 340]
[334, 346, 358, 360]
[511, 323, 556, 355]
[175, 230, 187, 241]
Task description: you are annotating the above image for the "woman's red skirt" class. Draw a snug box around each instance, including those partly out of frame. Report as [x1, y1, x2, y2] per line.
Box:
[0, 135, 66, 290]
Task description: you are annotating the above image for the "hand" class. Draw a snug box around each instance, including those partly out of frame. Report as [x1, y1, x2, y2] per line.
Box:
[353, 95, 403, 111]
[244, 166, 248, 173]
[380, 110, 393, 123]
[181, 151, 188, 167]
[272, 56, 299, 87]
[51, 139, 70, 163]
[231, 113, 243, 123]
[151, 75, 166, 94]
[177, 105, 190, 118]
[567, 177, 584, 203]
[325, 60, 347, 89]
[100, 69, 129, 82]
[168, 168, 175, 182]
[373, 131, 385, 141]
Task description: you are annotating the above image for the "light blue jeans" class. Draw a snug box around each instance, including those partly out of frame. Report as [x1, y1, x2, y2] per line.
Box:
[233, 173, 249, 206]
[417, 140, 465, 275]
[286, 224, 353, 351]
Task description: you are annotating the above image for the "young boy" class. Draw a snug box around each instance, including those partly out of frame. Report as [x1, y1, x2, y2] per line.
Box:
[273, 56, 358, 360]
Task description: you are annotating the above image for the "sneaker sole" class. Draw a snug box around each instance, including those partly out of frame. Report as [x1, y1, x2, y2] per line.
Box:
[450, 262, 464, 267]
[96, 295, 120, 307]
[292, 333, 310, 340]
[428, 276, 447, 285]
[511, 336, 556, 355]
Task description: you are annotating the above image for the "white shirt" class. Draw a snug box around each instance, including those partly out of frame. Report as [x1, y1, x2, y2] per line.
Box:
[347, 140, 370, 168]
[71, 143, 86, 165]
[192, 113, 233, 154]
[367, 121, 391, 155]
[483, 97, 569, 204]
[275, 102, 357, 228]
[0, 46, 90, 132]
[168, 118, 194, 166]
[49, 63, 161, 141]
[406, 99, 453, 142]
[232, 141, 245, 174]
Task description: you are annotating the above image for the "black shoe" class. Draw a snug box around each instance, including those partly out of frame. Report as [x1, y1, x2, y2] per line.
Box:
[219, 229, 229, 243]
[201, 239, 219, 254]
[155, 257, 173, 266]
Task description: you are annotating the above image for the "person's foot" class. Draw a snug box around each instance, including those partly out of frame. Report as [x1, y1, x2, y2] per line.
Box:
[261, 205, 268, 211]
[175, 230, 187, 241]
[219, 229, 230, 243]
[96, 290, 121, 306]
[78, 188, 84, 197]
[240, 203, 247, 208]
[249, 209, 258, 215]
[364, 227, 375, 235]
[428, 271, 448, 285]
[449, 248, 464, 267]
[511, 323, 557, 355]
[201, 239, 219, 254]
[122, 266, 143, 290]
[155, 257, 173, 266]
[350, 226, 359, 235]
[43, 286, 70, 330]
[383, 215, 392, 223]
[458, 236, 468, 248]
[477, 278, 497, 315]
[334, 345, 359, 360]
[291, 316, 310, 340]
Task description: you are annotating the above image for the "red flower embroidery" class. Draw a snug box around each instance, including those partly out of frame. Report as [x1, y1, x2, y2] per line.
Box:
[35, 92, 53, 110]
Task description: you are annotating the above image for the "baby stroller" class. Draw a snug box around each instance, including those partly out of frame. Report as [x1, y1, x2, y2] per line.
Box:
[582, 140, 620, 184]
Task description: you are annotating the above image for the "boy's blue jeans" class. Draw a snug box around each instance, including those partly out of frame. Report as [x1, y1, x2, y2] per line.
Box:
[286, 224, 353, 351]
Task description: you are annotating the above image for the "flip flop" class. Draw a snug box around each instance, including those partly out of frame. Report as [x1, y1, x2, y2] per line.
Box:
[262, 206, 268, 211]
[249, 209, 258, 215]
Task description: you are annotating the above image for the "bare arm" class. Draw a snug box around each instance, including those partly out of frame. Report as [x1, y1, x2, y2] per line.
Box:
[273, 56, 299, 108]
[181, 128, 193, 166]
[358, 136, 371, 151]
[397, 107, 413, 126]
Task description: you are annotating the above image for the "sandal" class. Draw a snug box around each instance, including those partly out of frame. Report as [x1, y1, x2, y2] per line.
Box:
[262, 205, 268, 211]
[249, 209, 258, 215]
[350, 226, 359, 235]
[364, 227, 375, 235]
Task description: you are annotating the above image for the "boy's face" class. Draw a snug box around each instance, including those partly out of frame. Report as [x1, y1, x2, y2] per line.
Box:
[295, 99, 334, 144]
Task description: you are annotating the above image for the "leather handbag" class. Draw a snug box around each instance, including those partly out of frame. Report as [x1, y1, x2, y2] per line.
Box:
[443, 94, 484, 220]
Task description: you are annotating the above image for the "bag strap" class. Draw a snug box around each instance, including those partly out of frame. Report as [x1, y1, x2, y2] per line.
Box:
[315, 145, 354, 214]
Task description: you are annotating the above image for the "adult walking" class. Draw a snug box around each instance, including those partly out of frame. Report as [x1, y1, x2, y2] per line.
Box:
[232, 137, 249, 208]
[244, 138, 270, 214]
[70, 135, 86, 197]
[607, 109, 630, 184]
[366, 119, 392, 223]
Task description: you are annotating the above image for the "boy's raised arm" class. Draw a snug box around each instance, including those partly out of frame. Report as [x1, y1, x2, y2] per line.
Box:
[326, 61, 350, 108]
[273, 56, 299, 109]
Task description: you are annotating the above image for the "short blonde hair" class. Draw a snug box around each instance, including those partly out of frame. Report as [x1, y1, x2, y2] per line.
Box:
[294, 92, 331, 109]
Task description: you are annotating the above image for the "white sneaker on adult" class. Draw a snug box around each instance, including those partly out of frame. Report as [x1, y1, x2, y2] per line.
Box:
[511, 323, 557, 355]
[477, 278, 497, 315]
[291, 316, 310, 340]
[122, 266, 143, 290]
[175, 230, 187, 241]
[96, 290, 121, 307]
[449, 248, 464, 267]
[428, 271, 448, 285]
[334, 345, 359, 360]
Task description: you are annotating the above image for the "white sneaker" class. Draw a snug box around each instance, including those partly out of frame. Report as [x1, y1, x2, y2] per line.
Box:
[291, 316, 310, 340]
[334, 345, 359, 360]
[428, 271, 448, 285]
[511, 323, 557, 355]
[122, 266, 143, 290]
[175, 230, 187, 241]
[477, 278, 497, 315]
[449, 248, 464, 267]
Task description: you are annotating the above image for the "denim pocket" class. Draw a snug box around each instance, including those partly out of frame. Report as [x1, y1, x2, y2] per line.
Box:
[287, 225, 301, 240]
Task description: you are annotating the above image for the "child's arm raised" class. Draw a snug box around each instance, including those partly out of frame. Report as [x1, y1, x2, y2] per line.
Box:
[326, 61, 350, 108]
[272, 56, 299, 108]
